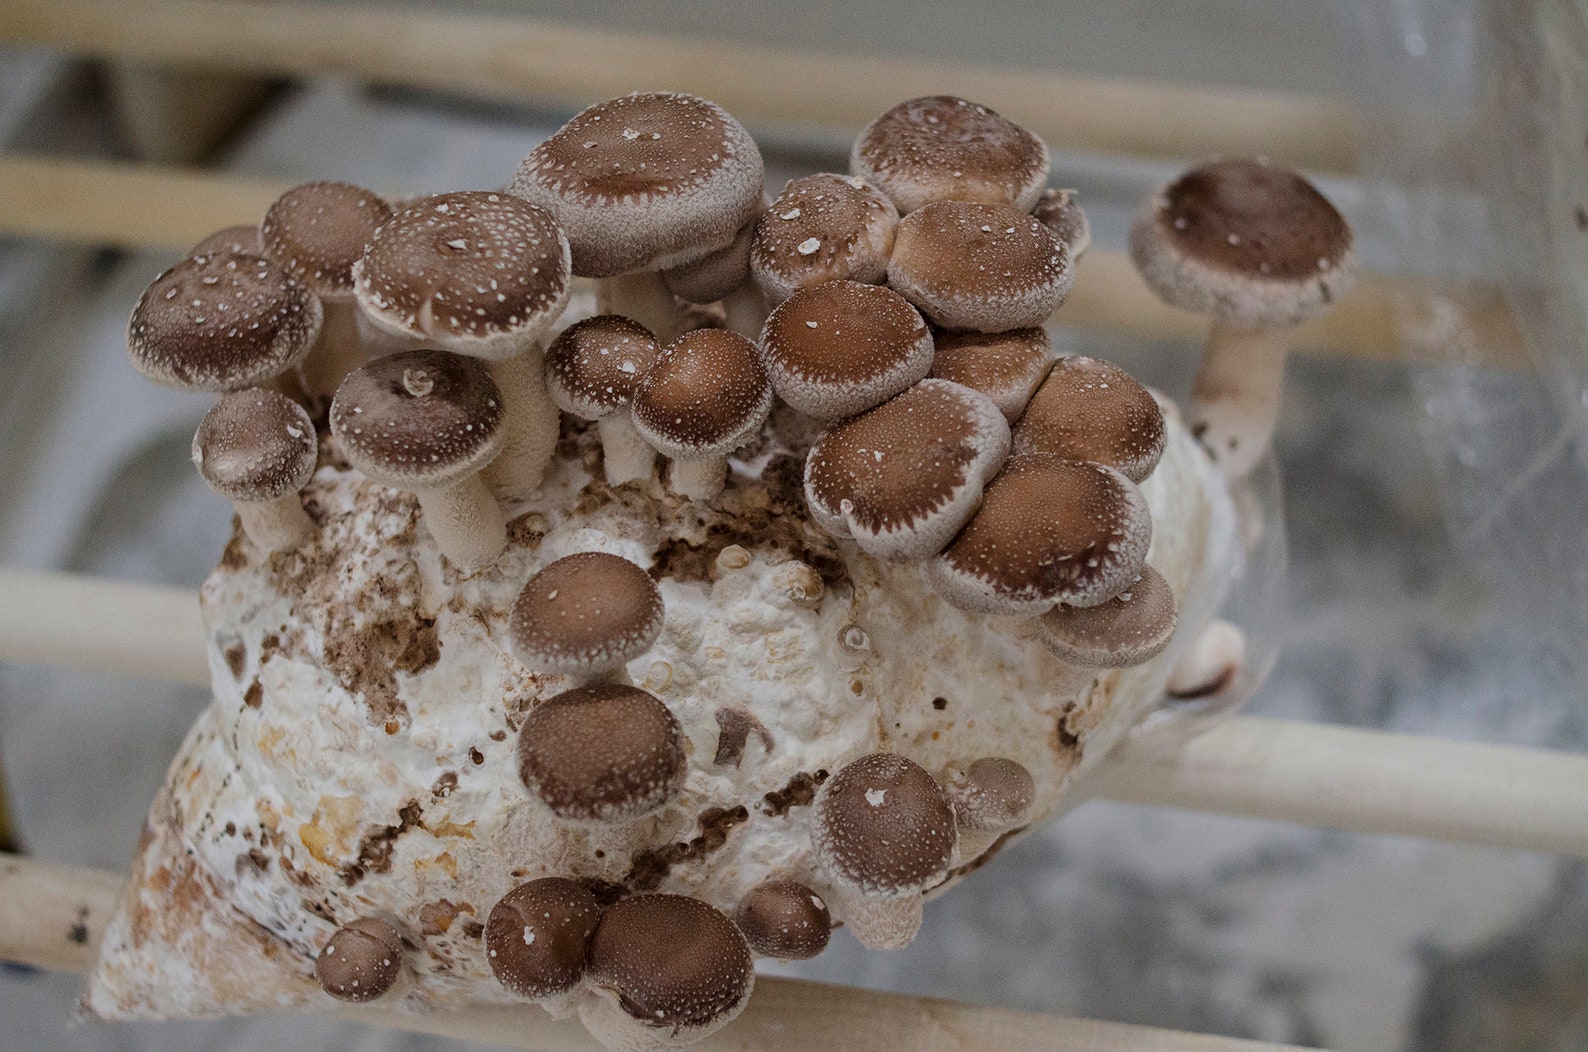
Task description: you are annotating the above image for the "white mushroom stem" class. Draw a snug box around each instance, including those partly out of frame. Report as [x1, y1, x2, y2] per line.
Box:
[720, 283, 768, 340]
[299, 296, 366, 408]
[597, 271, 691, 343]
[413, 474, 507, 569]
[482, 348, 561, 501]
[354, 303, 422, 357]
[668, 455, 728, 502]
[233, 496, 316, 552]
[826, 888, 924, 951]
[596, 415, 656, 486]
[1187, 321, 1289, 480]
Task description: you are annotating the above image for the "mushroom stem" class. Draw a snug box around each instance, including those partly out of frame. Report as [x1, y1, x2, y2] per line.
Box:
[298, 296, 366, 408]
[668, 455, 728, 502]
[482, 348, 561, 500]
[234, 496, 316, 552]
[720, 283, 768, 340]
[596, 415, 656, 486]
[827, 889, 924, 951]
[413, 473, 507, 569]
[597, 271, 691, 343]
[354, 300, 422, 357]
[1188, 321, 1288, 480]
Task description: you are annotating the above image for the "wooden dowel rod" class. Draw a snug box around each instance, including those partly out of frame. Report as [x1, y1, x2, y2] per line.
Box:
[0, 0, 1359, 173]
[4, 569, 1587, 858]
[0, 155, 1528, 369]
[0, 854, 1313, 1052]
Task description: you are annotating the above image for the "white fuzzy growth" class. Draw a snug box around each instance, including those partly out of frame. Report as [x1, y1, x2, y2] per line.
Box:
[235, 495, 315, 552]
[482, 348, 560, 500]
[414, 473, 506, 568]
[596, 415, 656, 486]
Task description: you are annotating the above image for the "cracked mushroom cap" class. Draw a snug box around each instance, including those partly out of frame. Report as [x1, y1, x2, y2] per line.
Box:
[813, 753, 957, 897]
[661, 214, 757, 305]
[751, 173, 899, 305]
[187, 224, 261, 262]
[759, 280, 934, 419]
[927, 452, 1152, 615]
[804, 378, 1009, 562]
[485, 877, 601, 1001]
[192, 388, 317, 502]
[586, 894, 755, 1036]
[736, 880, 831, 960]
[354, 191, 571, 360]
[516, 684, 686, 823]
[630, 328, 772, 460]
[509, 552, 665, 677]
[510, 92, 764, 278]
[1012, 356, 1167, 482]
[851, 96, 1049, 214]
[261, 181, 392, 300]
[946, 757, 1035, 833]
[128, 253, 321, 392]
[1128, 158, 1356, 328]
[315, 916, 404, 1002]
[1037, 564, 1178, 668]
[328, 348, 505, 489]
[544, 314, 663, 420]
[1032, 188, 1091, 260]
[928, 327, 1053, 422]
[888, 201, 1072, 332]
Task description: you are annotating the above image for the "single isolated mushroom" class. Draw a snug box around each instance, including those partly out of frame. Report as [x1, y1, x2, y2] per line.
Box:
[928, 327, 1053, 422]
[508, 552, 665, 685]
[661, 213, 768, 339]
[630, 328, 772, 502]
[579, 894, 755, 1051]
[1031, 188, 1091, 261]
[1011, 355, 1167, 483]
[926, 452, 1152, 615]
[945, 756, 1035, 861]
[888, 201, 1072, 332]
[192, 388, 318, 552]
[128, 252, 321, 394]
[735, 879, 831, 960]
[329, 349, 507, 568]
[803, 378, 1009, 562]
[511, 91, 764, 342]
[544, 315, 664, 486]
[315, 916, 404, 1003]
[261, 180, 393, 406]
[750, 173, 899, 306]
[355, 191, 571, 500]
[811, 752, 957, 949]
[485, 877, 601, 1016]
[758, 279, 934, 419]
[851, 95, 1049, 214]
[1128, 157, 1356, 479]
[1036, 564, 1179, 697]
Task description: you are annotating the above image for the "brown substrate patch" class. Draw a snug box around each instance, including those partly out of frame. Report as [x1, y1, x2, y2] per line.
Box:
[623, 804, 751, 891]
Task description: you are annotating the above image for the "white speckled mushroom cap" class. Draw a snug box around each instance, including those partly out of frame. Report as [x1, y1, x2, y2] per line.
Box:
[544, 314, 663, 421]
[508, 552, 665, 677]
[315, 916, 404, 1003]
[751, 173, 899, 305]
[1012, 356, 1167, 483]
[262, 181, 393, 301]
[192, 388, 318, 503]
[1037, 564, 1179, 668]
[187, 225, 263, 262]
[661, 214, 758, 305]
[510, 92, 764, 279]
[354, 191, 571, 361]
[812, 752, 957, 897]
[928, 327, 1053, 422]
[1128, 158, 1356, 329]
[946, 756, 1035, 832]
[851, 96, 1049, 215]
[630, 328, 772, 460]
[484, 878, 600, 1001]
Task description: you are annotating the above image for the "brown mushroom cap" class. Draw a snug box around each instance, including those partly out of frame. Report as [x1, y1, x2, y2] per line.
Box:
[187, 224, 261, 262]
[804, 378, 1009, 561]
[1012, 356, 1167, 482]
[315, 916, 404, 1002]
[947, 757, 1036, 833]
[586, 894, 755, 1032]
[128, 253, 321, 392]
[192, 388, 317, 502]
[1032, 188, 1091, 261]
[851, 96, 1049, 215]
[927, 452, 1153, 614]
[1128, 158, 1356, 328]
[928, 327, 1052, 422]
[485, 877, 601, 1000]
[328, 348, 505, 489]
[509, 552, 665, 677]
[516, 684, 686, 823]
[759, 280, 934, 419]
[354, 191, 571, 359]
[261, 181, 392, 300]
[736, 880, 831, 960]
[813, 752, 957, 896]
[1038, 564, 1177, 668]
[661, 214, 757, 305]
[544, 315, 663, 420]
[510, 92, 764, 278]
[630, 328, 772, 459]
[751, 173, 899, 305]
[888, 201, 1072, 332]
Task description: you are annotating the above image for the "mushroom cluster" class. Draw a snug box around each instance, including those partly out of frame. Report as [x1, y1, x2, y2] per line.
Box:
[105, 88, 1342, 1051]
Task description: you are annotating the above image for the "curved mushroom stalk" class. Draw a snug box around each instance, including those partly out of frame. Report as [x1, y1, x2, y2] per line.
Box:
[482, 348, 562, 498]
[235, 497, 317, 552]
[1187, 322, 1290, 481]
[411, 475, 508, 570]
